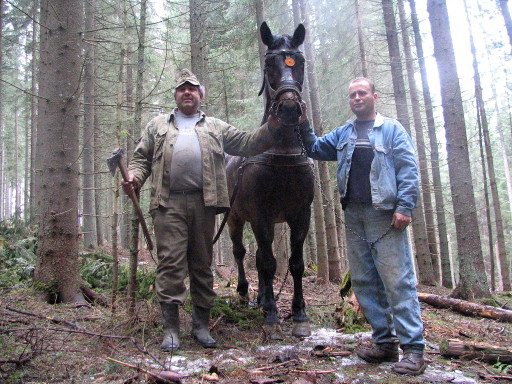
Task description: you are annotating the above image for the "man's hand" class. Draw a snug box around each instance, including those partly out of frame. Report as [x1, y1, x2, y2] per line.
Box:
[121, 173, 137, 195]
[298, 100, 308, 125]
[392, 212, 411, 230]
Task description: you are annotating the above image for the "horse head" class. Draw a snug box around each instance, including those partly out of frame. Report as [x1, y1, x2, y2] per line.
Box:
[259, 22, 306, 126]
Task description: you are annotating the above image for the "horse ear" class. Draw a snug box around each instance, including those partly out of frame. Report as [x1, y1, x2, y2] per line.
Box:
[292, 23, 306, 47]
[260, 21, 274, 47]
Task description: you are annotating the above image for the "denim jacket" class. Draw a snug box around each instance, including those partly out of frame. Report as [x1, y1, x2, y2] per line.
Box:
[129, 110, 276, 212]
[301, 113, 419, 216]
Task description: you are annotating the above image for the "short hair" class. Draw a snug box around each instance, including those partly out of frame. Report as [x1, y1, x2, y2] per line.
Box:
[349, 77, 376, 93]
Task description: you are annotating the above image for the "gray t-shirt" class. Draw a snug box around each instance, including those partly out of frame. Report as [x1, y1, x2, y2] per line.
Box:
[169, 109, 203, 191]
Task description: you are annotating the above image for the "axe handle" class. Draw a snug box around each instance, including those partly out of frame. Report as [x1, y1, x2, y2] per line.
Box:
[118, 160, 154, 251]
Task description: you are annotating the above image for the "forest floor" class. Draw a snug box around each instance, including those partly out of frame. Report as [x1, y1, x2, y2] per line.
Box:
[1, 261, 512, 384]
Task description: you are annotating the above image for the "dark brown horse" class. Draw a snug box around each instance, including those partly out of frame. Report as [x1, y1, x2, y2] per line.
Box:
[225, 22, 314, 339]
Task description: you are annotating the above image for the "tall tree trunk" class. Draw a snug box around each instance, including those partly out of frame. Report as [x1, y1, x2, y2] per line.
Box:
[299, 0, 341, 282]
[398, 0, 440, 282]
[381, 0, 435, 285]
[82, 0, 97, 249]
[409, 0, 452, 288]
[354, 0, 369, 77]
[498, 0, 512, 54]
[464, 0, 510, 291]
[14, 99, 20, 218]
[190, 0, 208, 103]
[0, 0, 4, 221]
[427, 0, 490, 299]
[29, 0, 38, 220]
[128, 0, 148, 315]
[34, 0, 85, 304]
[476, 109, 495, 292]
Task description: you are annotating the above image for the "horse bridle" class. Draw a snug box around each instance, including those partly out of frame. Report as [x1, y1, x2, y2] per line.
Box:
[258, 49, 304, 103]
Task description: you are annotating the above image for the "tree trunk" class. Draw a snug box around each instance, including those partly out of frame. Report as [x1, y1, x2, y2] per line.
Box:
[418, 292, 512, 323]
[440, 339, 512, 364]
[498, 0, 512, 54]
[381, 0, 435, 285]
[409, 0, 452, 288]
[34, 0, 85, 304]
[14, 99, 20, 218]
[398, 0, 440, 283]
[464, 0, 510, 292]
[354, 0, 369, 77]
[427, 0, 490, 299]
[29, 1, 38, 220]
[82, 0, 97, 249]
[299, 0, 342, 282]
[0, 0, 4, 221]
[190, 0, 208, 105]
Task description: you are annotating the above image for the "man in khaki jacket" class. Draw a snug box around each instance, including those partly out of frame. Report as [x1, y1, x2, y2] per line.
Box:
[123, 69, 284, 351]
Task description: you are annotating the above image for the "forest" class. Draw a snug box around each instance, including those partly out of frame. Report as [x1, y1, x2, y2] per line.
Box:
[1, 0, 512, 383]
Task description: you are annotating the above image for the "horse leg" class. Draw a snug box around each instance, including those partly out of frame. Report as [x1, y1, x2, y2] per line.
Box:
[288, 212, 312, 338]
[228, 217, 249, 301]
[251, 220, 283, 340]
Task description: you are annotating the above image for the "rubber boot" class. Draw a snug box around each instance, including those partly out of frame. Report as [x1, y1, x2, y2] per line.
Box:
[191, 306, 217, 348]
[160, 303, 180, 351]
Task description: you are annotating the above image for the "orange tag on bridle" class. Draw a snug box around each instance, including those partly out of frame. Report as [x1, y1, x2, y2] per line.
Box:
[285, 57, 296, 67]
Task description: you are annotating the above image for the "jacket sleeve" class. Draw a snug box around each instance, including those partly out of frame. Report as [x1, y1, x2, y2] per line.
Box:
[220, 119, 277, 156]
[300, 120, 339, 161]
[392, 122, 419, 216]
[128, 120, 155, 190]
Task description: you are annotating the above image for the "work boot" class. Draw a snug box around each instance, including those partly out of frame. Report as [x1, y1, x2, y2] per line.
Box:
[160, 303, 180, 351]
[393, 351, 427, 375]
[356, 342, 399, 363]
[191, 306, 217, 348]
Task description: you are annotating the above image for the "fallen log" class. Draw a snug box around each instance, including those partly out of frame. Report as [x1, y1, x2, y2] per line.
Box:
[417, 292, 512, 323]
[440, 338, 512, 364]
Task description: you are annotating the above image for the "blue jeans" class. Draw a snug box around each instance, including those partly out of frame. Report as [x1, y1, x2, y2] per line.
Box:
[345, 203, 425, 351]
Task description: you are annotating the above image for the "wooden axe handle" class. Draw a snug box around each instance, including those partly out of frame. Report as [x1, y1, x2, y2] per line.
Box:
[118, 161, 154, 251]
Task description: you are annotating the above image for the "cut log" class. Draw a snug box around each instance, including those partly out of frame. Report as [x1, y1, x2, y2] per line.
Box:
[440, 338, 512, 364]
[418, 292, 512, 322]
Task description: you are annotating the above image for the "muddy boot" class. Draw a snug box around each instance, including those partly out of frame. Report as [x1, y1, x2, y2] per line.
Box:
[191, 306, 217, 348]
[393, 351, 427, 375]
[160, 303, 180, 351]
[356, 342, 399, 363]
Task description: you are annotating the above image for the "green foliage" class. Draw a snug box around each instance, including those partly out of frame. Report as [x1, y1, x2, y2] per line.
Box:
[210, 295, 264, 330]
[0, 220, 37, 289]
[493, 360, 512, 374]
[80, 250, 156, 301]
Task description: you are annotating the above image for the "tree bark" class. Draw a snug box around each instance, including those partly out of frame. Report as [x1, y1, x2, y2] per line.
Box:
[464, 0, 510, 292]
[82, 0, 97, 249]
[398, 0, 440, 283]
[440, 339, 512, 364]
[299, 0, 341, 282]
[408, 0, 452, 288]
[29, 1, 38, 220]
[0, 0, 4, 221]
[427, 0, 490, 300]
[34, 0, 85, 304]
[354, 0, 369, 77]
[381, 0, 435, 285]
[418, 292, 512, 322]
[498, 0, 512, 54]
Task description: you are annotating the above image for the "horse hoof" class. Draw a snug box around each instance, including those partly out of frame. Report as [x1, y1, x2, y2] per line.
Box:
[292, 321, 311, 338]
[263, 323, 285, 341]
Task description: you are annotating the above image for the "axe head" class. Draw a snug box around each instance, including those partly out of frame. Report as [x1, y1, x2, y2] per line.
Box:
[107, 148, 125, 177]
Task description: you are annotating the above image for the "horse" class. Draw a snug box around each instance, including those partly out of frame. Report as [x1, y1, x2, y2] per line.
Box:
[225, 22, 315, 340]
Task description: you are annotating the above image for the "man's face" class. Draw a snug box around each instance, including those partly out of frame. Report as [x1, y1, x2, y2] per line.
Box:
[174, 83, 203, 115]
[348, 80, 377, 120]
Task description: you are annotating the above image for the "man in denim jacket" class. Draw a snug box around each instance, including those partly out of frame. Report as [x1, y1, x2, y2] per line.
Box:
[301, 77, 427, 375]
[122, 69, 285, 352]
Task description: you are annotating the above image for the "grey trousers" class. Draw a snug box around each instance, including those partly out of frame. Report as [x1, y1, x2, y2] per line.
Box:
[152, 192, 217, 308]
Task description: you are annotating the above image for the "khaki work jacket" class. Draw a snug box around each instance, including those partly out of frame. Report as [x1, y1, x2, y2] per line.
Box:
[129, 109, 276, 212]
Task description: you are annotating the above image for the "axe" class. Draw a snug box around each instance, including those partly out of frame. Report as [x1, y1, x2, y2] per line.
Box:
[107, 148, 154, 250]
